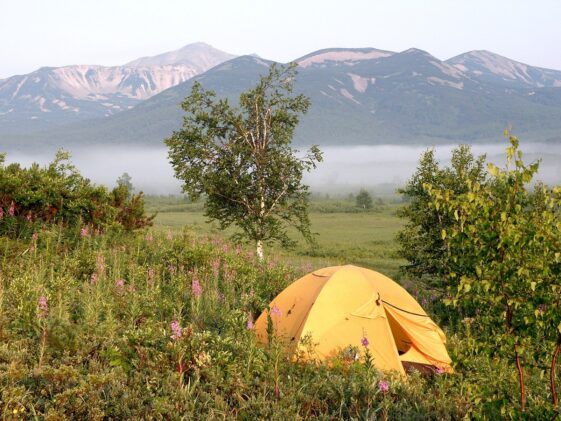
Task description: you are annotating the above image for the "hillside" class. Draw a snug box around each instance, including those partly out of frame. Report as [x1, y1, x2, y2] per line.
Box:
[0, 43, 235, 134]
[3, 47, 561, 151]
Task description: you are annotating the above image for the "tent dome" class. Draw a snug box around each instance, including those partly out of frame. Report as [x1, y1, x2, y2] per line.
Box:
[254, 265, 452, 375]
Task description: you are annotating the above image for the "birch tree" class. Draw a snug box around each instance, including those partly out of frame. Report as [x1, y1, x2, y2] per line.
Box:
[165, 63, 322, 260]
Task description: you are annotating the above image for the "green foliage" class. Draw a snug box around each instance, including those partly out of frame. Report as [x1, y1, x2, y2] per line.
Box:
[416, 132, 561, 411]
[165, 63, 322, 258]
[0, 151, 154, 238]
[2, 223, 560, 418]
[397, 145, 487, 288]
[355, 189, 373, 209]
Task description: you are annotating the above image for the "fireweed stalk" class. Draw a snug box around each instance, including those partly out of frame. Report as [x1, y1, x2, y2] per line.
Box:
[37, 295, 49, 367]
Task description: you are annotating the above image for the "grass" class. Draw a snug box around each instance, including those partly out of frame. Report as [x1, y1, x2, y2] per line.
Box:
[2, 197, 560, 418]
[150, 198, 406, 278]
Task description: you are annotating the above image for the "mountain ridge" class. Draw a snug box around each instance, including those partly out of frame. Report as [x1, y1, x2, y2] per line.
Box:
[0, 43, 236, 133]
[2, 46, 561, 151]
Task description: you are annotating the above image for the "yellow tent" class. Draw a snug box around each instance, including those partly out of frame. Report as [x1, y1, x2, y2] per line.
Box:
[254, 265, 452, 375]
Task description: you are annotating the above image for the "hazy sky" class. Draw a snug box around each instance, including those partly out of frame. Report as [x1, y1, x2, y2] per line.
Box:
[1, 0, 560, 79]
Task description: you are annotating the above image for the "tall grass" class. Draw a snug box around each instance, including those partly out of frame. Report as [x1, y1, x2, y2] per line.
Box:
[0, 227, 558, 418]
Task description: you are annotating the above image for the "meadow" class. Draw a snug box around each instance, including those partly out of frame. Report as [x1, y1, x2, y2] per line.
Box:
[1, 192, 559, 419]
[147, 196, 405, 277]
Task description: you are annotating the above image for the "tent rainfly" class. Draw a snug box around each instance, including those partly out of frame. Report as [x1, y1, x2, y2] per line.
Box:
[254, 265, 453, 375]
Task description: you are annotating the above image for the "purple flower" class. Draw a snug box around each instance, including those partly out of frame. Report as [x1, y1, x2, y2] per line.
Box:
[212, 258, 220, 278]
[38, 295, 49, 318]
[115, 279, 125, 290]
[168, 264, 177, 275]
[378, 380, 389, 394]
[361, 336, 369, 347]
[170, 320, 182, 340]
[8, 202, 15, 216]
[96, 253, 106, 274]
[247, 314, 254, 330]
[147, 267, 155, 285]
[80, 227, 89, 237]
[192, 278, 202, 298]
[270, 305, 281, 318]
[435, 367, 445, 375]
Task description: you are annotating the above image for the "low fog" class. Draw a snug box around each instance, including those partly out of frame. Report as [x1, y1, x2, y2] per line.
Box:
[4, 143, 561, 196]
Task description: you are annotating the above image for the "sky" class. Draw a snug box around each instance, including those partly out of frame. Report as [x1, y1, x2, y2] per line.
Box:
[1, 0, 561, 78]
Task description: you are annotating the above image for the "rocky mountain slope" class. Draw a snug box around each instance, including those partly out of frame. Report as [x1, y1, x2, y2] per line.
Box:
[0, 43, 235, 133]
[3, 46, 561, 151]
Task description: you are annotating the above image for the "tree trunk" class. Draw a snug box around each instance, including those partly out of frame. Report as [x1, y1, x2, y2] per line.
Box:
[551, 333, 561, 408]
[515, 347, 526, 412]
[256, 240, 264, 261]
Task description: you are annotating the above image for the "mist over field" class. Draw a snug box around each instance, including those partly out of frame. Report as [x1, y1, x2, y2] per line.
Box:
[4, 143, 561, 196]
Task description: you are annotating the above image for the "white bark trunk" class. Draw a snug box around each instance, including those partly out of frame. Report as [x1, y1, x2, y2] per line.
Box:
[256, 240, 264, 261]
[256, 188, 265, 261]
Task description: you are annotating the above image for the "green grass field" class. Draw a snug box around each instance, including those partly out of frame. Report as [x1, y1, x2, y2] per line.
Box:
[149, 198, 406, 278]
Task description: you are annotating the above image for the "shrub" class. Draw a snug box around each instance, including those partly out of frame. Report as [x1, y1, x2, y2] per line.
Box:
[0, 151, 154, 238]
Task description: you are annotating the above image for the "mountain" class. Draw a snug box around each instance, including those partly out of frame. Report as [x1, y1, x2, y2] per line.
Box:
[447, 50, 561, 88]
[0, 43, 235, 134]
[3, 47, 561, 152]
[125, 42, 235, 70]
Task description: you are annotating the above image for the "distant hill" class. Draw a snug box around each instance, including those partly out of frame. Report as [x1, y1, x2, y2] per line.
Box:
[0, 43, 235, 134]
[2, 46, 561, 152]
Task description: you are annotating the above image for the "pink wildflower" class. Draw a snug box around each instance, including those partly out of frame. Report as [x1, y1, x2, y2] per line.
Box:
[38, 295, 49, 318]
[26, 212, 32, 222]
[167, 264, 176, 275]
[0, 207, 3, 220]
[191, 278, 202, 298]
[270, 305, 281, 318]
[30, 232, 39, 251]
[96, 253, 106, 274]
[247, 313, 254, 329]
[80, 227, 89, 237]
[115, 279, 125, 290]
[435, 367, 445, 375]
[8, 202, 15, 216]
[90, 273, 98, 285]
[212, 258, 220, 278]
[361, 336, 369, 347]
[170, 320, 182, 340]
[145, 232, 153, 242]
[147, 267, 155, 285]
[378, 380, 389, 394]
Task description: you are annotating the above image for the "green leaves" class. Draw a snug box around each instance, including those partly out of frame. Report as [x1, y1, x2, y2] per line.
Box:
[165, 64, 321, 257]
[413, 131, 561, 402]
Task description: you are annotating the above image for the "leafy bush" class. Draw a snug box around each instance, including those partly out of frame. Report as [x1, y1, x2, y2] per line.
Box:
[0, 151, 154, 238]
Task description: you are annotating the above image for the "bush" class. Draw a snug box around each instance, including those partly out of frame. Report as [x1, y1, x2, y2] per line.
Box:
[0, 151, 154, 238]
